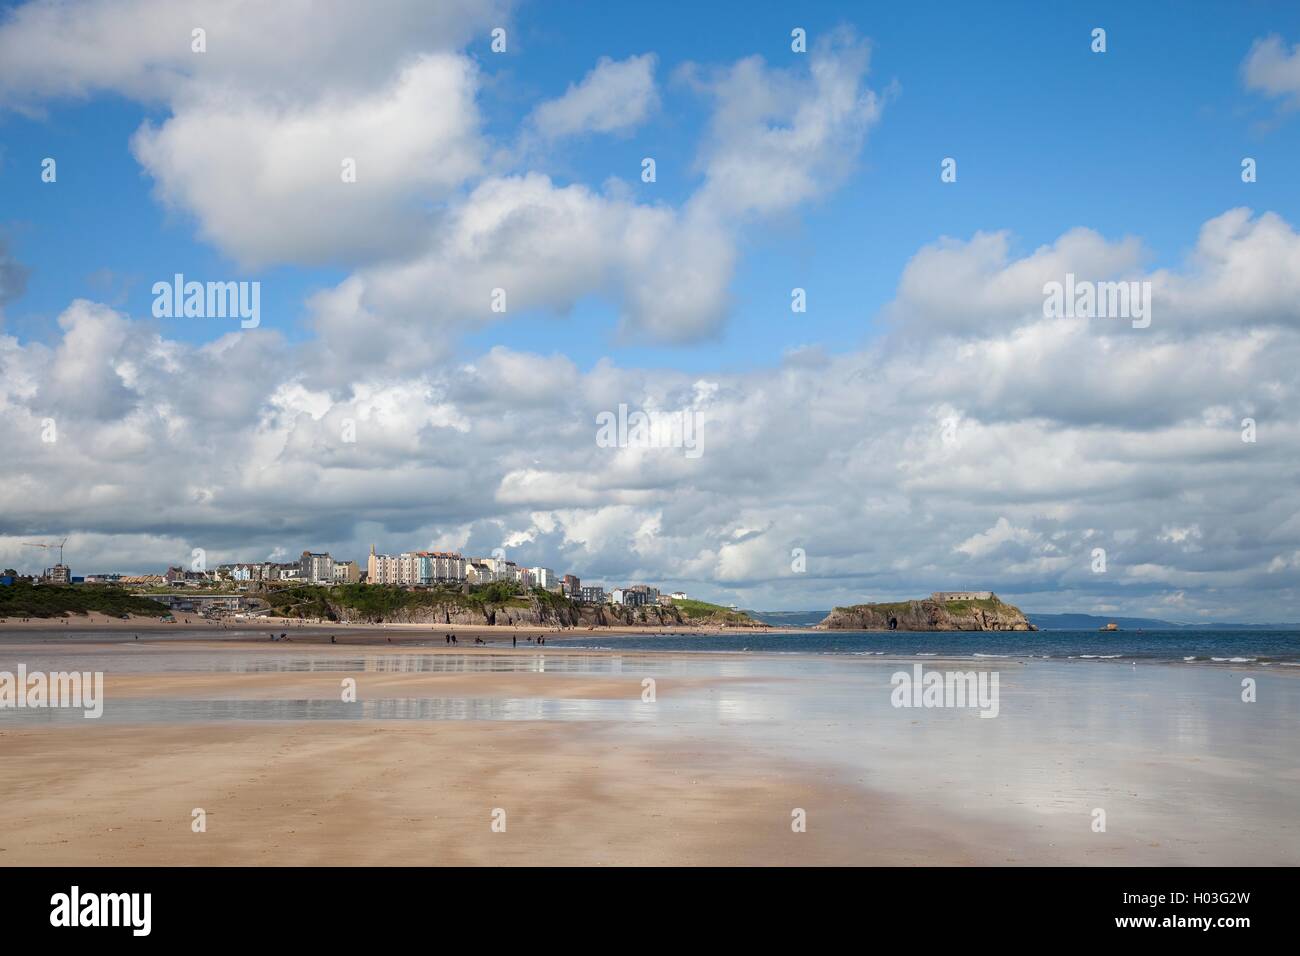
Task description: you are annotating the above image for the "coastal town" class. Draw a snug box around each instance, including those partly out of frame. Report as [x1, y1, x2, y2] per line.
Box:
[0, 544, 705, 613]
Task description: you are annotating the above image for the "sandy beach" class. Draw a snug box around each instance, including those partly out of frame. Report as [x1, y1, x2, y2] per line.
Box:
[2, 632, 1297, 866]
[2, 719, 1042, 866]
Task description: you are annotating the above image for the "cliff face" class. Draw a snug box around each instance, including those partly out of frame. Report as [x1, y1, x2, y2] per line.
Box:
[326, 600, 678, 627]
[817, 594, 1036, 632]
[301, 595, 764, 629]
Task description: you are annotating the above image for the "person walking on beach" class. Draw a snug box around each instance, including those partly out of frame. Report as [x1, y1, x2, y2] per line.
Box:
[512, 635, 516, 648]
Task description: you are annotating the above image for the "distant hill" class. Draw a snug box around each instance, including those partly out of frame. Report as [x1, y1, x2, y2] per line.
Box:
[746, 610, 827, 627]
[1028, 612, 1300, 631]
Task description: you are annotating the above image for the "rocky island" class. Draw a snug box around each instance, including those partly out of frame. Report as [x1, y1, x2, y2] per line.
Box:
[816, 591, 1037, 631]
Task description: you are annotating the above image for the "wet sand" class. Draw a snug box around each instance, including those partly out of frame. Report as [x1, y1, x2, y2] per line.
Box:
[97, 669, 771, 700]
[1, 638, 1296, 866]
[1, 720, 1072, 866]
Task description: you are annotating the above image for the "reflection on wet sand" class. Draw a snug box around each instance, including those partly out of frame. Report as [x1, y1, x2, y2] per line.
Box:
[1, 640, 1297, 865]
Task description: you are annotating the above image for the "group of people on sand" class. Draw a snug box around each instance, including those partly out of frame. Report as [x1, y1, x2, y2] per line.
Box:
[425, 630, 553, 648]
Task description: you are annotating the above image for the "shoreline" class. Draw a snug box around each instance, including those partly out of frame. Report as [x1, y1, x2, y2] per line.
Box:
[3, 617, 1298, 671]
[0, 634, 1293, 674]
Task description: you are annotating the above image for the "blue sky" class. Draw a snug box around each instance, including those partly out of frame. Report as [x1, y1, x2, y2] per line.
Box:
[5, 0, 1298, 371]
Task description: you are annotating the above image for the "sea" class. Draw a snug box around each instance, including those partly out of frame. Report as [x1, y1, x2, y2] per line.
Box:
[3, 626, 1299, 665]
[548, 628, 1300, 664]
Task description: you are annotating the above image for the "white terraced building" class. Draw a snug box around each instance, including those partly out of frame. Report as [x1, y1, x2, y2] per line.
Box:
[417, 552, 467, 584]
[367, 546, 417, 586]
[366, 547, 467, 585]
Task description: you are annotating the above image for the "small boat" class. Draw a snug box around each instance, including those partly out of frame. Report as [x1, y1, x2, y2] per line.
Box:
[1100, 622, 1119, 632]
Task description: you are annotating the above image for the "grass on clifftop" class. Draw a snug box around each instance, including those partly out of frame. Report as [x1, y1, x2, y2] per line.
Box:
[832, 596, 1011, 614]
[938, 597, 1008, 614]
[831, 600, 913, 614]
[0, 583, 170, 619]
[671, 598, 756, 624]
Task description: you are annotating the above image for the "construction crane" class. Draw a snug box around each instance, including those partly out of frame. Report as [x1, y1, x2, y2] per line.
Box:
[23, 537, 68, 566]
